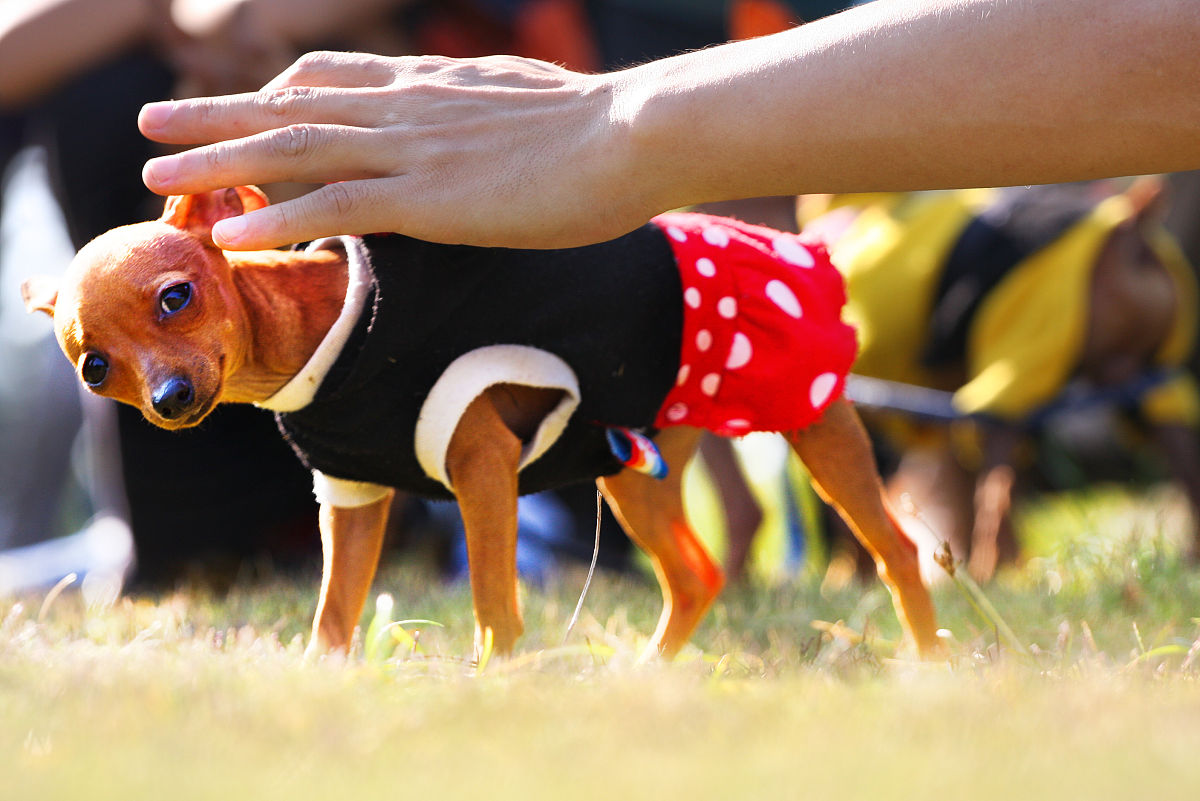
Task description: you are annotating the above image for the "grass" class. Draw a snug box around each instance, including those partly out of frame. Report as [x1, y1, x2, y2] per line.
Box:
[4, 481, 1200, 800]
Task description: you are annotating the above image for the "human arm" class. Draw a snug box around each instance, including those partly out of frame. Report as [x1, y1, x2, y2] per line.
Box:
[168, 0, 405, 95]
[0, 0, 165, 109]
[0, 0, 406, 109]
[170, 0, 401, 47]
[138, 0, 1200, 250]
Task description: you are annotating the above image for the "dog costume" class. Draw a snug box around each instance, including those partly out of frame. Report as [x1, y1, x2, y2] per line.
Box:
[256, 213, 856, 505]
[803, 188, 1200, 424]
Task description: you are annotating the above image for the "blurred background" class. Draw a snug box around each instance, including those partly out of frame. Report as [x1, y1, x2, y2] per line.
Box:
[2, 0, 1198, 602]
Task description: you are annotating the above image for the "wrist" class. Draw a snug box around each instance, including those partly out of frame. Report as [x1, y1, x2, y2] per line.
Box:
[607, 34, 802, 215]
[608, 58, 699, 218]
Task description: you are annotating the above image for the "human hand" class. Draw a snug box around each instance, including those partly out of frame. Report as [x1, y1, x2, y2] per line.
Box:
[140, 50, 655, 249]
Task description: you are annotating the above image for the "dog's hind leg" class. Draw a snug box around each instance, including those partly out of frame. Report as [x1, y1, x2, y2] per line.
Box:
[597, 426, 725, 661]
[786, 398, 943, 658]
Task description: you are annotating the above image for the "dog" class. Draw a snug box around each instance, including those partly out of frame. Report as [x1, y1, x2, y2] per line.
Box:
[22, 185, 942, 661]
[802, 180, 1200, 581]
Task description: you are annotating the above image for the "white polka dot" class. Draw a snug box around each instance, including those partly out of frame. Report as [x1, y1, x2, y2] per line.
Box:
[725, 332, 752, 369]
[684, 287, 702, 309]
[724, 419, 752, 432]
[809, 372, 839, 409]
[765, 279, 802, 319]
[695, 257, 717, 278]
[701, 373, 721, 397]
[774, 235, 815, 267]
[696, 329, 713, 352]
[666, 402, 689, 422]
[676, 364, 691, 386]
[717, 296, 738, 319]
[702, 226, 730, 247]
[667, 226, 687, 242]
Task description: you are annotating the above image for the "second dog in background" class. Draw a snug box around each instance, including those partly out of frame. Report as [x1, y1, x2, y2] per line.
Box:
[804, 180, 1200, 581]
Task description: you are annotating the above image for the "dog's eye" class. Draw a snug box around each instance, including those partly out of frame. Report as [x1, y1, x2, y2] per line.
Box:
[81, 353, 109, 387]
[160, 282, 192, 315]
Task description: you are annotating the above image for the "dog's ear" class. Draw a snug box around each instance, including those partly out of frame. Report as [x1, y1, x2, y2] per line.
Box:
[1124, 175, 1169, 227]
[160, 186, 270, 246]
[21, 275, 59, 317]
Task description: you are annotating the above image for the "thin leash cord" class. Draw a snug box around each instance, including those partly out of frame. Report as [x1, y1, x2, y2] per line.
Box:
[563, 488, 603, 644]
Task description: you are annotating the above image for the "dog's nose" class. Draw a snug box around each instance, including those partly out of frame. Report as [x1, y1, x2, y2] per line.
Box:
[152, 377, 195, 420]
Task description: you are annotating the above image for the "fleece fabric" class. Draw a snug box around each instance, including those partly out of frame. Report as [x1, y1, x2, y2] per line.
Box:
[806, 190, 1199, 423]
[262, 213, 856, 505]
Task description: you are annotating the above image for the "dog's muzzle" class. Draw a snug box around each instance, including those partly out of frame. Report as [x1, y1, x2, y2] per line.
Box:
[151, 376, 196, 420]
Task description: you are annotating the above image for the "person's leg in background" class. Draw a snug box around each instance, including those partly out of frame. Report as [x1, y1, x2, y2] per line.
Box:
[0, 144, 84, 549]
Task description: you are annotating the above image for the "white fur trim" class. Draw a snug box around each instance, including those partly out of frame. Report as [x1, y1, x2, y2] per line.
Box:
[415, 345, 581, 491]
[256, 236, 372, 412]
[311, 470, 392, 508]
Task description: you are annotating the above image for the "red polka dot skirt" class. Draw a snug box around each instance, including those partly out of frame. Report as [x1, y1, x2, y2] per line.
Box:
[650, 212, 858, 436]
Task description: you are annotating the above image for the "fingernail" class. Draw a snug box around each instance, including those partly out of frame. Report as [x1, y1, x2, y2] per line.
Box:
[142, 157, 178, 189]
[213, 216, 247, 245]
[139, 101, 175, 132]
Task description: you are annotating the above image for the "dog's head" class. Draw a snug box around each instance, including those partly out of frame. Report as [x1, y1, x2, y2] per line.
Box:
[1080, 177, 1186, 387]
[22, 186, 269, 430]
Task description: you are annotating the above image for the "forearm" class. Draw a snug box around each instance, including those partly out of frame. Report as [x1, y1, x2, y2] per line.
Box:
[171, 0, 403, 47]
[0, 0, 156, 109]
[135, 0, 1200, 250]
[619, 0, 1200, 211]
[256, 0, 404, 44]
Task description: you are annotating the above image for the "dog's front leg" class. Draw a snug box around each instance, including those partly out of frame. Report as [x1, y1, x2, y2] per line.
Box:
[1153, 422, 1200, 562]
[445, 390, 525, 662]
[308, 492, 394, 657]
[965, 425, 1021, 582]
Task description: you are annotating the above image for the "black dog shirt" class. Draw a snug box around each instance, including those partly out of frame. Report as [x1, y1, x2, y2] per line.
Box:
[259, 215, 856, 508]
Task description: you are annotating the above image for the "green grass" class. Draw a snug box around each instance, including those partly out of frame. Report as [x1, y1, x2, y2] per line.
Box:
[4, 483, 1200, 801]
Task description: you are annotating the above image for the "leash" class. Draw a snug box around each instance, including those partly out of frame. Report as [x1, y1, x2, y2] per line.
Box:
[562, 488, 603, 645]
[561, 427, 667, 643]
[843, 374, 962, 422]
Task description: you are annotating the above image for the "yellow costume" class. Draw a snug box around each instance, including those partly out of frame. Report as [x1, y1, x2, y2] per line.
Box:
[803, 189, 1199, 427]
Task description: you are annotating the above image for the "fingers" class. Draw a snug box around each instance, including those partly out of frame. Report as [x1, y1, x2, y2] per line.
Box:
[140, 51, 573, 146]
[209, 179, 405, 250]
[139, 82, 388, 145]
[133, 48, 626, 249]
[261, 50, 399, 90]
[140, 51, 402, 144]
[142, 123, 398, 194]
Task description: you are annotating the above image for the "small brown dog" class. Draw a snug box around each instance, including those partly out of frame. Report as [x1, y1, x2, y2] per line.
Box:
[23, 186, 941, 661]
